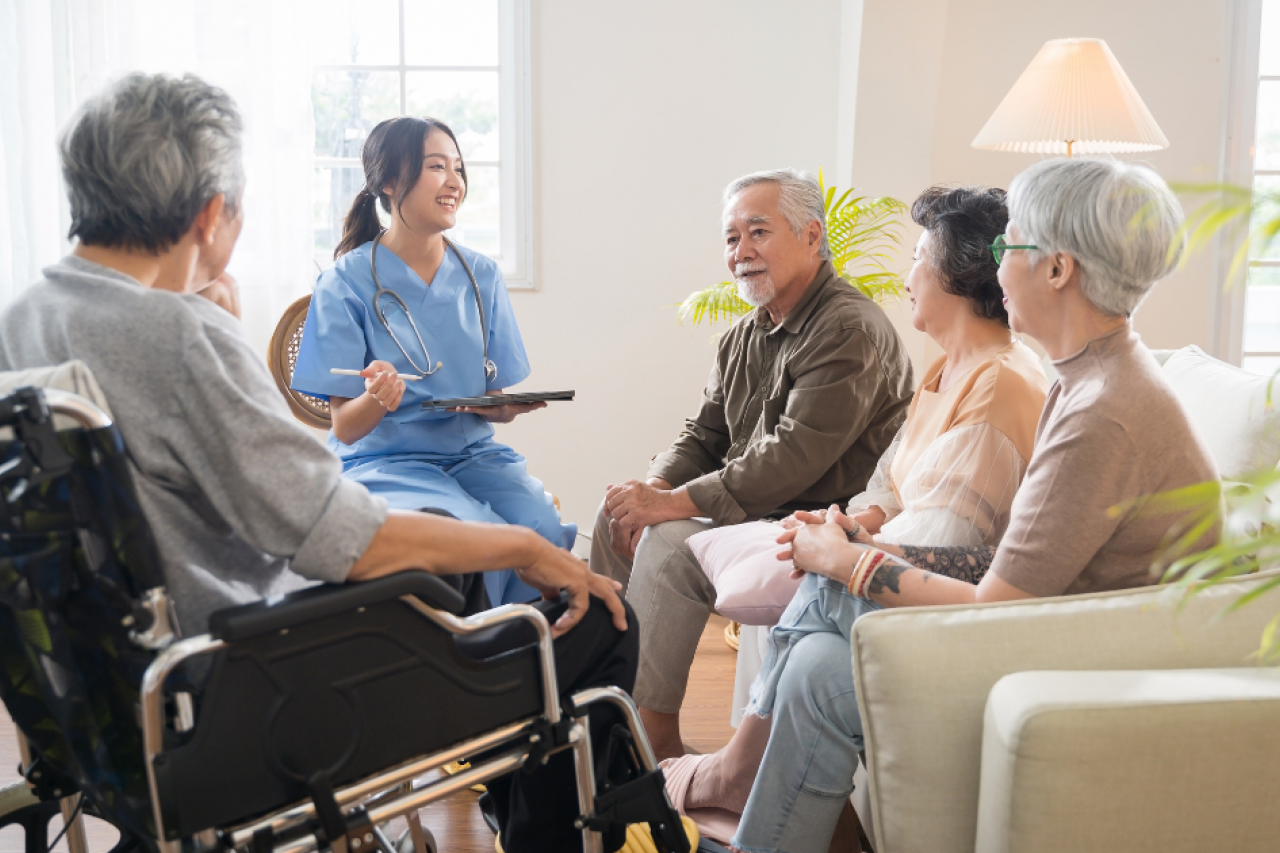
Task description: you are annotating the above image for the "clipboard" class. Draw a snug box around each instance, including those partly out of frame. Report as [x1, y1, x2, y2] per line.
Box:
[421, 390, 576, 410]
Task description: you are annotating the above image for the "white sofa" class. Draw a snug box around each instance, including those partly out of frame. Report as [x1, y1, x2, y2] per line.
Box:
[732, 343, 1280, 850]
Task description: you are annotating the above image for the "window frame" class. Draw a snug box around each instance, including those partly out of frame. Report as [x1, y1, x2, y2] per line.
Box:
[1216, 0, 1265, 366]
[310, 0, 534, 289]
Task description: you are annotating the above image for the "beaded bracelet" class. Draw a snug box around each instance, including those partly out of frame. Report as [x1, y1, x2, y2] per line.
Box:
[846, 548, 888, 598]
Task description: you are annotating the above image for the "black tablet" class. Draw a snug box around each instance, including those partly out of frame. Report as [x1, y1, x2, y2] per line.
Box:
[421, 390, 576, 410]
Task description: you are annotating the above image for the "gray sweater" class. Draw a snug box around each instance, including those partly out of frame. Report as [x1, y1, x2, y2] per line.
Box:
[0, 256, 388, 635]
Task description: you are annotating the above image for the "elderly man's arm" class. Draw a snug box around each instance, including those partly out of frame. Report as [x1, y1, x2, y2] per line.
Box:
[647, 357, 733, 488]
[604, 357, 732, 546]
[687, 327, 901, 525]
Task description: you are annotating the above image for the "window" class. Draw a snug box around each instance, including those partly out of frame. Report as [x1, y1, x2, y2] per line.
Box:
[309, 0, 532, 286]
[1241, 0, 1280, 373]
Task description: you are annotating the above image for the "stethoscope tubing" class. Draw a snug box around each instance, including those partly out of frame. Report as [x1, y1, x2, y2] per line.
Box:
[369, 231, 498, 381]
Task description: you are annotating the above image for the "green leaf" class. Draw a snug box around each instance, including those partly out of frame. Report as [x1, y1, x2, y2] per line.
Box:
[677, 172, 908, 327]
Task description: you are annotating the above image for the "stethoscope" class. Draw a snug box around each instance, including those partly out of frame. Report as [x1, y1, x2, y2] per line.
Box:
[369, 231, 498, 381]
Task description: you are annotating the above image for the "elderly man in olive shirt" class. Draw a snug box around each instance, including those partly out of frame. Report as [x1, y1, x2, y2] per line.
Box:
[591, 169, 914, 758]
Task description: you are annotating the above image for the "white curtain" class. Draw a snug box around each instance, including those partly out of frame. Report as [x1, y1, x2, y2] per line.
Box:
[0, 0, 319, 355]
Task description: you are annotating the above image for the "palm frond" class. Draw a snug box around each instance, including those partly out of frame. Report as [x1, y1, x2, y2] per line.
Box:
[1168, 181, 1280, 287]
[677, 172, 908, 327]
[675, 281, 753, 327]
[1125, 464, 1280, 660]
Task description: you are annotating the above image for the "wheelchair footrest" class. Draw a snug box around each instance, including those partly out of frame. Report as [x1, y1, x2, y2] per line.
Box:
[577, 768, 689, 853]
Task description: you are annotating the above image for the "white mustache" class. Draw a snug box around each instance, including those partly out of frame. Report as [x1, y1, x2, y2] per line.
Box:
[735, 262, 767, 277]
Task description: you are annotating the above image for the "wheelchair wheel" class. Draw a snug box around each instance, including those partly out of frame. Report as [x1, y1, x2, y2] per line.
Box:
[0, 783, 60, 853]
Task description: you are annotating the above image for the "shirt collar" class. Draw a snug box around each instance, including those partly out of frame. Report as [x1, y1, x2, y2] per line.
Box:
[1051, 322, 1135, 386]
[752, 260, 841, 335]
[52, 254, 148, 289]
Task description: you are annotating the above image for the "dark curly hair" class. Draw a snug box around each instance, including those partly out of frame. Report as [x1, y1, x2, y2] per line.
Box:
[910, 185, 1009, 326]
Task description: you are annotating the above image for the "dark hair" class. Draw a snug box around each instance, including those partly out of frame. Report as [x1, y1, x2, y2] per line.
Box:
[334, 116, 466, 259]
[910, 185, 1009, 326]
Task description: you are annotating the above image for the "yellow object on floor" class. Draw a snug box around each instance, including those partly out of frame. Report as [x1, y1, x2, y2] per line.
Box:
[723, 621, 740, 652]
[441, 759, 487, 793]
[494, 816, 700, 852]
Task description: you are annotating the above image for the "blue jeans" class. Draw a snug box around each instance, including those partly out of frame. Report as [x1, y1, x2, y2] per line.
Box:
[733, 573, 883, 853]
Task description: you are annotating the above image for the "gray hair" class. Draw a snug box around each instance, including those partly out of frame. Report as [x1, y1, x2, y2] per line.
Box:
[723, 169, 832, 261]
[61, 73, 245, 253]
[1007, 158, 1184, 317]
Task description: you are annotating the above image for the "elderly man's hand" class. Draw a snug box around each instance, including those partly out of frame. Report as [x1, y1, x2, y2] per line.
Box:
[604, 478, 698, 558]
[515, 538, 627, 638]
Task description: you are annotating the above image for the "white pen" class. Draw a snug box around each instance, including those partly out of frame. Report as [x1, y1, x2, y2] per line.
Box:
[330, 368, 423, 382]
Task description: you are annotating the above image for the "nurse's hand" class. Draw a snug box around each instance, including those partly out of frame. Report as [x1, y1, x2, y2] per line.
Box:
[451, 390, 546, 423]
[362, 360, 406, 412]
[516, 540, 628, 637]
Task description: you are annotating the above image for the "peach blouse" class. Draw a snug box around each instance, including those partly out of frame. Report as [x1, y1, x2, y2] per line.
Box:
[850, 341, 1050, 547]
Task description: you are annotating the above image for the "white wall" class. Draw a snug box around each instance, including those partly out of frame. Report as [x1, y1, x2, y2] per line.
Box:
[499, 0, 1235, 534]
[849, 0, 1233, 366]
[496, 0, 846, 532]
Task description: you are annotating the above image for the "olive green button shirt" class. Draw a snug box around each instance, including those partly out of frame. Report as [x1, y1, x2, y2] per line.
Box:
[649, 261, 915, 525]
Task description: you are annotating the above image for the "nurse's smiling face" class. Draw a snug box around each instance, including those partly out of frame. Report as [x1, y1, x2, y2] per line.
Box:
[385, 130, 466, 236]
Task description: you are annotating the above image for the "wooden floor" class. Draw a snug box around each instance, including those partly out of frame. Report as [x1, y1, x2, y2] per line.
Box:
[0, 616, 739, 853]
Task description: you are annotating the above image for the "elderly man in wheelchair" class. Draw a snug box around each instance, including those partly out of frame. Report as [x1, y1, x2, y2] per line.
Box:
[0, 73, 695, 853]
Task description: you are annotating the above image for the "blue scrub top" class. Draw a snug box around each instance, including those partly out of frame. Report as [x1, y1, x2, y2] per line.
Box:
[291, 240, 531, 468]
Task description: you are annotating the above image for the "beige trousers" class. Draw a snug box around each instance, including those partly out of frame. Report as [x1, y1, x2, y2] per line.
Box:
[589, 502, 716, 713]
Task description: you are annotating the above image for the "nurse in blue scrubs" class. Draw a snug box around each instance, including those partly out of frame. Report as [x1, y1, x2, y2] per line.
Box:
[291, 116, 573, 607]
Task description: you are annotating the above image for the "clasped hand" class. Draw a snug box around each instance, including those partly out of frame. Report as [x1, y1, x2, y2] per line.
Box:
[775, 504, 871, 584]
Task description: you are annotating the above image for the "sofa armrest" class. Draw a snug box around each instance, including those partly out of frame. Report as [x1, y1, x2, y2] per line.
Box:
[849, 569, 1280, 853]
[976, 668, 1280, 853]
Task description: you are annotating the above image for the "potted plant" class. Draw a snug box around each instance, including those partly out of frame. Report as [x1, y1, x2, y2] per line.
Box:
[676, 177, 909, 327]
[1144, 181, 1280, 661]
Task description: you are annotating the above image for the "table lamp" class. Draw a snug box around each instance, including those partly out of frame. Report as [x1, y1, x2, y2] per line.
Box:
[972, 38, 1169, 157]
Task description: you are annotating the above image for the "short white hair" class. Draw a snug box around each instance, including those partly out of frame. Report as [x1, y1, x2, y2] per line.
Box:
[723, 168, 832, 261]
[1007, 158, 1184, 316]
[61, 72, 244, 253]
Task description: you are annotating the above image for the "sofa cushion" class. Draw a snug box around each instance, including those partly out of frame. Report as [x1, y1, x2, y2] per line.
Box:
[976, 668, 1280, 853]
[850, 570, 1280, 853]
[1159, 345, 1280, 478]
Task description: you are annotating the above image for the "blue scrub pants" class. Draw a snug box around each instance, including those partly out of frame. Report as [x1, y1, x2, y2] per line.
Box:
[347, 444, 577, 606]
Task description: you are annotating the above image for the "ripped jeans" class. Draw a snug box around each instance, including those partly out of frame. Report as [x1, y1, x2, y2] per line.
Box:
[732, 573, 883, 853]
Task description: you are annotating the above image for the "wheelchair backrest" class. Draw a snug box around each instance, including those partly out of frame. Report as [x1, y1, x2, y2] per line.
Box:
[0, 386, 172, 840]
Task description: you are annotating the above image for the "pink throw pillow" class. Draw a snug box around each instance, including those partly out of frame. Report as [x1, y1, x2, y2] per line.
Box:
[687, 521, 802, 626]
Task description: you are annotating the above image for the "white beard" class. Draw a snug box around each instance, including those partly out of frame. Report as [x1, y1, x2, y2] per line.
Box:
[735, 264, 775, 307]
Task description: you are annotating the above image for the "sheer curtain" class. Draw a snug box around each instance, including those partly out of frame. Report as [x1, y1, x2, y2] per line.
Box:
[0, 0, 319, 354]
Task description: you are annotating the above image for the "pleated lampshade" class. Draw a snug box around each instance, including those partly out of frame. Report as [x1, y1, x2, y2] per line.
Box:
[972, 38, 1169, 156]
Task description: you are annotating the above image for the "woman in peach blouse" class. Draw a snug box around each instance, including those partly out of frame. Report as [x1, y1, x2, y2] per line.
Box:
[671, 185, 1050, 849]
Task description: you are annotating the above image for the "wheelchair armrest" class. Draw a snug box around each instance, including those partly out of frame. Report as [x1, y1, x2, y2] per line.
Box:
[208, 570, 467, 642]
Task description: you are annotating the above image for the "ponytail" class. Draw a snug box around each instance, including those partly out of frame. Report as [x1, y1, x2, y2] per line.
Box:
[335, 187, 383, 259]
[333, 116, 467, 260]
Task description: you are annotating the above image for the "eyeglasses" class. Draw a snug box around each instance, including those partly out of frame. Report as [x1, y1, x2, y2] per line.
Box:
[990, 234, 1038, 265]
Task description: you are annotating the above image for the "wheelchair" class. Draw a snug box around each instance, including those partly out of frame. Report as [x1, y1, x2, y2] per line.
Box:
[0, 386, 693, 853]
